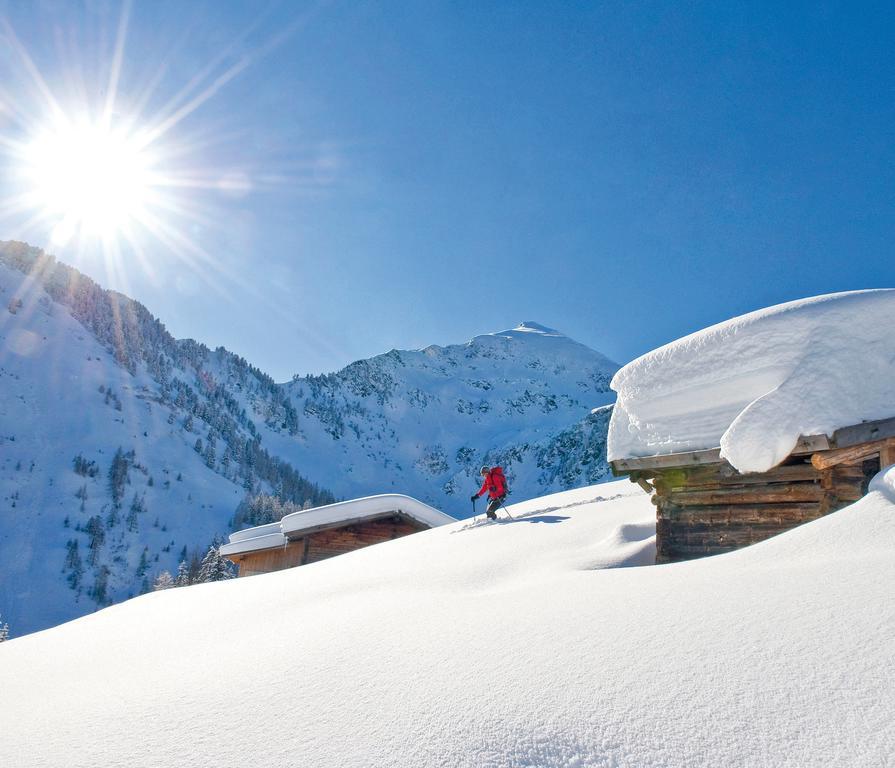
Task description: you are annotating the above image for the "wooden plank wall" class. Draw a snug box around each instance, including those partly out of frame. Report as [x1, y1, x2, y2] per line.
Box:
[230, 515, 429, 576]
[232, 540, 305, 577]
[644, 453, 881, 563]
[304, 517, 427, 565]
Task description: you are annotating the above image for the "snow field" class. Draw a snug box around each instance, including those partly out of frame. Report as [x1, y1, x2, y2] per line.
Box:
[3, 475, 895, 767]
[0, 263, 247, 635]
[1, 250, 622, 636]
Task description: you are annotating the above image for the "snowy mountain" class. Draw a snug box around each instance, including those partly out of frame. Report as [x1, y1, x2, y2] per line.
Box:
[0, 242, 335, 637]
[3, 475, 894, 767]
[265, 320, 618, 515]
[0, 241, 618, 637]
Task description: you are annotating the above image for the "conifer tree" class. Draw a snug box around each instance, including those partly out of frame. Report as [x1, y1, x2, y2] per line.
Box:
[197, 545, 235, 583]
[65, 540, 83, 589]
[175, 560, 191, 587]
[153, 571, 175, 590]
[85, 516, 105, 565]
[90, 566, 111, 605]
[137, 549, 149, 578]
[126, 494, 145, 532]
[203, 434, 216, 468]
[108, 448, 129, 507]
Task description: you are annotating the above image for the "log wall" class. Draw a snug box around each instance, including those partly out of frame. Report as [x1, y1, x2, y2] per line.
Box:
[637, 451, 883, 564]
[232, 539, 305, 578]
[228, 515, 429, 577]
[303, 517, 426, 565]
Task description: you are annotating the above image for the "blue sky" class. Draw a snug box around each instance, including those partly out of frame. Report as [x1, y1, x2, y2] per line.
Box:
[1, 1, 893, 380]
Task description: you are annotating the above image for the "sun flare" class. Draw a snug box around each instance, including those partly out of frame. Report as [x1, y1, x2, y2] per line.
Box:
[21, 118, 154, 246]
[0, 6, 307, 290]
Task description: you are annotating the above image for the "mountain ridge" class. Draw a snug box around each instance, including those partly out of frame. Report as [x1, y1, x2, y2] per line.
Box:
[0, 240, 617, 637]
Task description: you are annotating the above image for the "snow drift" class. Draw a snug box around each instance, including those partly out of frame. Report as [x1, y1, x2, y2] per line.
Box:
[608, 290, 895, 472]
[2, 476, 895, 767]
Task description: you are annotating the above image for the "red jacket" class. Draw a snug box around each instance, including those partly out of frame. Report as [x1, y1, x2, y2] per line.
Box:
[476, 467, 507, 499]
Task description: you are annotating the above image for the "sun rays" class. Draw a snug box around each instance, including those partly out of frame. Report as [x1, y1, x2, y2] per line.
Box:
[0, 2, 321, 303]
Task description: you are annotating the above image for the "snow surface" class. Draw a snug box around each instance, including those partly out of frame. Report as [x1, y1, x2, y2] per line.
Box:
[0, 247, 619, 637]
[608, 290, 895, 472]
[3, 477, 894, 767]
[0, 262, 248, 636]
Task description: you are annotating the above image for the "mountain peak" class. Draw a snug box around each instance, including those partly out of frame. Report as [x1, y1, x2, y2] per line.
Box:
[510, 321, 564, 336]
[486, 321, 568, 342]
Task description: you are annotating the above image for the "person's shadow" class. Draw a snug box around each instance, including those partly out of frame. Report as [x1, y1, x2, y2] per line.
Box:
[503, 514, 569, 524]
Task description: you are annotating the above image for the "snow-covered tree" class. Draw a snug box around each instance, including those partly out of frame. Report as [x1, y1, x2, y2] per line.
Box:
[153, 571, 175, 591]
[175, 560, 191, 587]
[197, 545, 235, 583]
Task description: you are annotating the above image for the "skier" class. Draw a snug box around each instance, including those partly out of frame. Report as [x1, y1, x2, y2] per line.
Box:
[471, 465, 508, 520]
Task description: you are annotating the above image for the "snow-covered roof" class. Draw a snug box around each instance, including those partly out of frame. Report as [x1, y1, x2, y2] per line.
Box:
[219, 529, 287, 557]
[608, 290, 895, 473]
[226, 521, 282, 543]
[220, 494, 455, 557]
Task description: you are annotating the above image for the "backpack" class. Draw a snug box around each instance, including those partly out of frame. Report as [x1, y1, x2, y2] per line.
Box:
[490, 466, 508, 497]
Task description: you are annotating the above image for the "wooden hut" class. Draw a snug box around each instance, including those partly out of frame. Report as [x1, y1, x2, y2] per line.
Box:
[220, 494, 455, 577]
[611, 416, 895, 563]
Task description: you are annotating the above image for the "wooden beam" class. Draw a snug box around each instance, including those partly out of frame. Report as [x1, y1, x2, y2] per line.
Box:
[635, 477, 654, 494]
[663, 484, 825, 506]
[657, 502, 823, 523]
[613, 433, 831, 474]
[811, 439, 892, 471]
[652, 462, 822, 491]
[611, 448, 723, 473]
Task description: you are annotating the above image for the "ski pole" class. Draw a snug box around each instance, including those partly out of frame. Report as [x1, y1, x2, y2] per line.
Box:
[498, 498, 513, 520]
[472, 496, 477, 519]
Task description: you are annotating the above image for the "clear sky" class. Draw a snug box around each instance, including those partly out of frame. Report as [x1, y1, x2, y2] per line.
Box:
[1, 1, 893, 381]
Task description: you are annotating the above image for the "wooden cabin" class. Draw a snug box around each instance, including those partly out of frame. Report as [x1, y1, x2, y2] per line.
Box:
[220, 494, 455, 577]
[611, 416, 895, 564]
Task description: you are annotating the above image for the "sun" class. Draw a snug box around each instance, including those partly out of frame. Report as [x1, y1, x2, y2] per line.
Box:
[0, 5, 307, 285]
[20, 117, 155, 246]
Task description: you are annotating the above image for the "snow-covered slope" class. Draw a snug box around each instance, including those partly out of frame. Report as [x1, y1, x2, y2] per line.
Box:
[608, 289, 895, 472]
[0, 243, 335, 637]
[2, 476, 894, 767]
[0, 241, 619, 637]
[270, 321, 618, 513]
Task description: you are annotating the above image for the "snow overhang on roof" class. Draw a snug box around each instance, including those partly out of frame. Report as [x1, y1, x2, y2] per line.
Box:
[219, 494, 455, 558]
[219, 521, 287, 557]
[607, 289, 895, 474]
